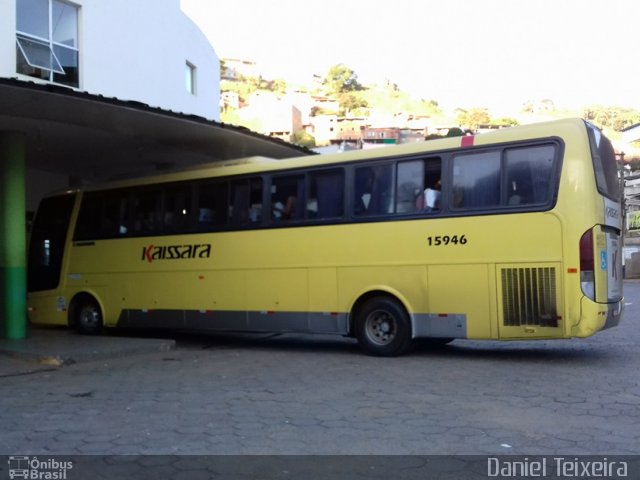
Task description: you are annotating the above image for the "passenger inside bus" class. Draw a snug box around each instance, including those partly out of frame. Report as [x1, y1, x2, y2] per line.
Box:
[273, 195, 296, 220]
[354, 165, 394, 216]
[417, 179, 441, 212]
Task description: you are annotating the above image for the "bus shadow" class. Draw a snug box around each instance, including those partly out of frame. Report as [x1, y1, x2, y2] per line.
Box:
[411, 339, 617, 364]
[199, 331, 363, 355]
[107, 327, 621, 364]
[110, 328, 363, 356]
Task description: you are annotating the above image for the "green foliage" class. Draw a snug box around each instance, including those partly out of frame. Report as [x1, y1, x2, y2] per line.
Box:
[446, 128, 465, 137]
[425, 128, 465, 141]
[324, 64, 363, 95]
[292, 130, 316, 148]
[339, 92, 369, 116]
[583, 106, 640, 132]
[223, 61, 443, 123]
[492, 117, 519, 127]
[220, 79, 254, 103]
[220, 76, 287, 103]
[355, 83, 441, 117]
[457, 108, 491, 130]
[266, 78, 287, 95]
[310, 106, 339, 116]
[220, 109, 262, 133]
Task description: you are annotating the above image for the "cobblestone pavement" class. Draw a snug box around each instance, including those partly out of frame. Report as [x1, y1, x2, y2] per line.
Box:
[1, 281, 639, 457]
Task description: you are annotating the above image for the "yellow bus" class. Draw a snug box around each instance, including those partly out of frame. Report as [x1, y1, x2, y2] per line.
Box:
[27, 118, 624, 356]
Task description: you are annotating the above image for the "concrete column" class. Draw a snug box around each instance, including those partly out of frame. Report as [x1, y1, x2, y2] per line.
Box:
[0, 132, 27, 339]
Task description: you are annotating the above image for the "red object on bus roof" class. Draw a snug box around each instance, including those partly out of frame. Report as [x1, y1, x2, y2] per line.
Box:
[461, 136, 475, 147]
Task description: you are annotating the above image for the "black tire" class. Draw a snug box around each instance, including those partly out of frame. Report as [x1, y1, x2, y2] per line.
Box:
[73, 296, 103, 335]
[355, 296, 413, 356]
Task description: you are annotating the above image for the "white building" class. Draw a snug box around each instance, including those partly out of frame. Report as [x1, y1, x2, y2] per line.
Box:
[0, 0, 219, 121]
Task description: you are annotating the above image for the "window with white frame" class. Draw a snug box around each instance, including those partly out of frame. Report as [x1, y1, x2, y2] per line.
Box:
[16, 0, 79, 87]
[185, 61, 196, 94]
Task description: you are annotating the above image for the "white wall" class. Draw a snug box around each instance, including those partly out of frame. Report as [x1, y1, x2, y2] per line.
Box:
[0, 0, 16, 78]
[81, 0, 219, 120]
[2, 0, 219, 121]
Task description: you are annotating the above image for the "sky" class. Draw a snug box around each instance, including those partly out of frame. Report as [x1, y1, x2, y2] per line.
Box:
[180, 0, 640, 114]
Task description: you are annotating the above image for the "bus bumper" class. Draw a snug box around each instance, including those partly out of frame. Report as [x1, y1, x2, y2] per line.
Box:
[27, 293, 68, 327]
[573, 297, 623, 337]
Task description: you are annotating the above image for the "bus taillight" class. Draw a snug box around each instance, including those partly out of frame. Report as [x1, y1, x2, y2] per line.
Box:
[580, 229, 595, 300]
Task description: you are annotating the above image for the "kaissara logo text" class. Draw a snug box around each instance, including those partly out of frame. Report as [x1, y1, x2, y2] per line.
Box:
[142, 243, 212, 263]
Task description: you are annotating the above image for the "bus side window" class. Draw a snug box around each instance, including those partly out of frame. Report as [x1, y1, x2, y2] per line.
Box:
[163, 186, 191, 233]
[396, 160, 423, 214]
[103, 192, 129, 236]
[230, 177, 262, 226]
[249, 178, 263, 223]
[308, 169, 344, 219]
[505, 145, 555, 206]
[353, 164, 394, 216]
[422, 157, 442, 212]
[271, 174, 304, 221]
[230, 182, 250, 225]
[132, 189, 162, 235]
[452, 151, 501, 209]
[197, 181, 228, 230]
[74, 193, 101, 240]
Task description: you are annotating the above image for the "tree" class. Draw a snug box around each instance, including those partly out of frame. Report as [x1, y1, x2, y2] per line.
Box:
[268, 78, 287, 94]
[492, 117, 519, 127]
[583, 106, 640, 132]
[220, 79, 254, 104]
[446, 128, 465, 137]
[338, 93, 368, 116]
[324, 64, 363, 95]
[292, 130, 316, 148]
[457, 108, 491, 130]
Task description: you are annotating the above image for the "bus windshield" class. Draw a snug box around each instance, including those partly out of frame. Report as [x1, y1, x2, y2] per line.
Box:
[28, 194, 75, 292]
[587, 122, 620, 201]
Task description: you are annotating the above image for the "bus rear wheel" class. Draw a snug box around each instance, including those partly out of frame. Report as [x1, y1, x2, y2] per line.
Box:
[355, 297, 412, 356]
[72, 296, 103, 335]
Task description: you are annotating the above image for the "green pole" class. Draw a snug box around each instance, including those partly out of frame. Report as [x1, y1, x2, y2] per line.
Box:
[0, 132, 27, 339]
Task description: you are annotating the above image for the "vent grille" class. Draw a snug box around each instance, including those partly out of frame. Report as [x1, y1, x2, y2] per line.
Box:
[501, 267, 558, 327]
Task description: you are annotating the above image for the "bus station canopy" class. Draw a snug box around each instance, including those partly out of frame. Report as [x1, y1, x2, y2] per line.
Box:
[0, 77, 312, 181]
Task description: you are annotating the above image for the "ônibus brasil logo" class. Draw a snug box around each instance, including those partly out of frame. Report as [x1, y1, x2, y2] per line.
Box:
[141, 243, 211, 263]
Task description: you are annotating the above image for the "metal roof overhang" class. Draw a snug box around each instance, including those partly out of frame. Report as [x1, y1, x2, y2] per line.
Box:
[0, 77, 313, 181]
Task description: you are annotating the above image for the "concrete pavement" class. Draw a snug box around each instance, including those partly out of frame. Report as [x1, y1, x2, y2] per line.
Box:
[0, 281, 638, 478]
[0, 326, 175, 376]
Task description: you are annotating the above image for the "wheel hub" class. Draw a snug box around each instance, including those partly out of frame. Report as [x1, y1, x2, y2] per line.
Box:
[366, 310, 396, 345]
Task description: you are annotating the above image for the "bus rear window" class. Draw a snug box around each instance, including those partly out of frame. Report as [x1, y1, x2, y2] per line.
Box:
[587, 123, 620, 201]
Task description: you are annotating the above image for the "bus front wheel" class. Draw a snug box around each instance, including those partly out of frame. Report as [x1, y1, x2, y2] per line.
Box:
[355, 297, 412, 356]
[72, 296, 103, 335]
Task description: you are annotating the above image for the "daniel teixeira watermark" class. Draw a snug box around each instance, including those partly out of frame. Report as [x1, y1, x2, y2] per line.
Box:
[3, 455, 634, 478]
[7, 457, 72, 480]
[487, 457, 629, 478]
